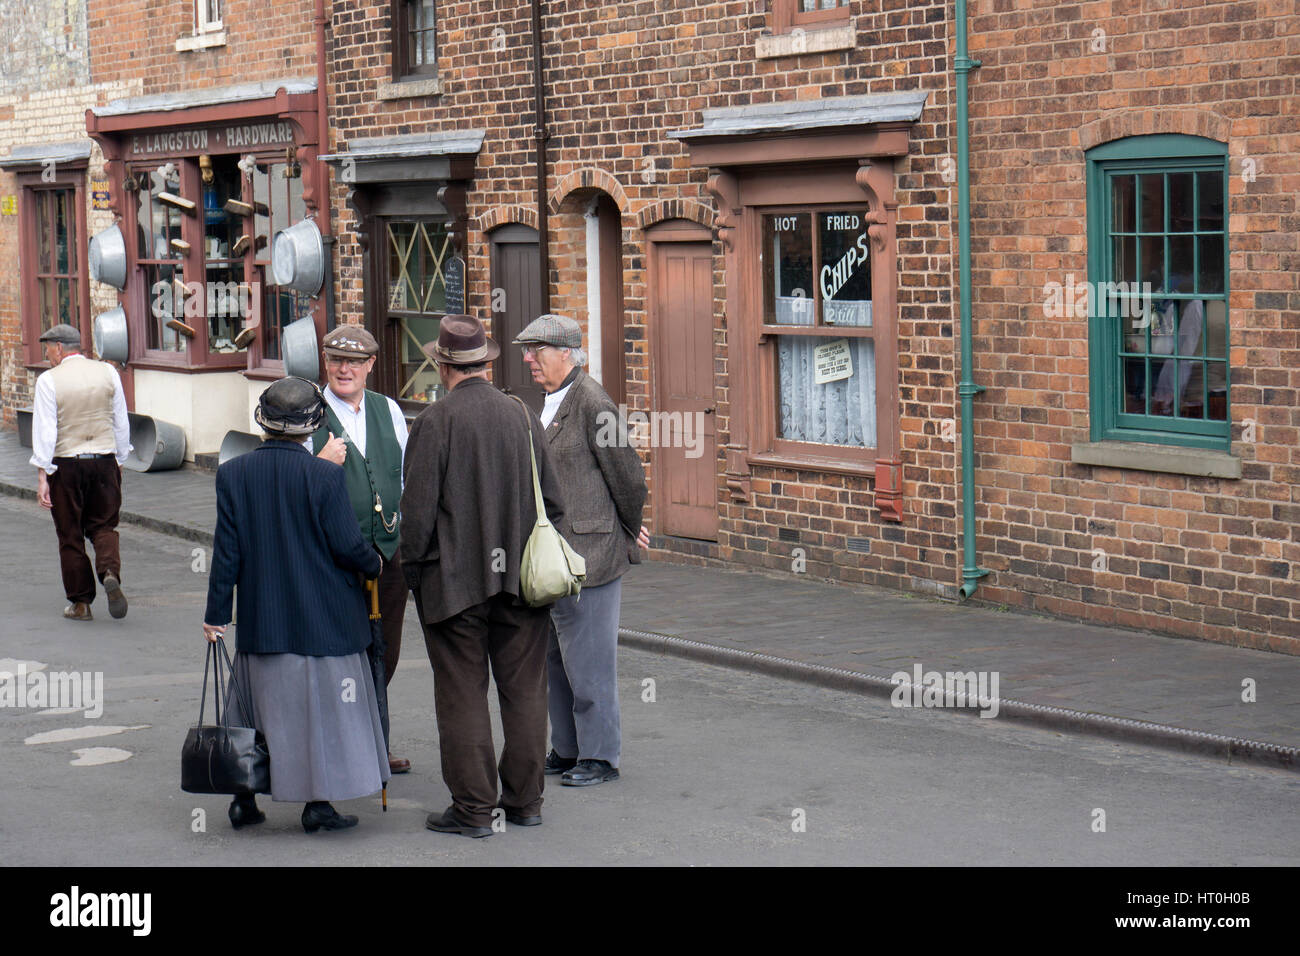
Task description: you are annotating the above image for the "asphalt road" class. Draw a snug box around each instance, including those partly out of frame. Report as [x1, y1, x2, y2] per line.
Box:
[1, 495, 1298, 866]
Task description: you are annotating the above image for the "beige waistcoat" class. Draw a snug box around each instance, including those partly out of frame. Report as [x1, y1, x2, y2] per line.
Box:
[49, 357, 117, 458]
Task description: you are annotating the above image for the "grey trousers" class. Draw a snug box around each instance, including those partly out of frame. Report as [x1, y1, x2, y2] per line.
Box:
[547, 576, 622, 767]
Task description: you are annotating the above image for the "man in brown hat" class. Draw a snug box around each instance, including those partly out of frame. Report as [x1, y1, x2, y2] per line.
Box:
[400, 315, 566, 837]
[30, 323, 132, 621]
[311, 324, 412, 776]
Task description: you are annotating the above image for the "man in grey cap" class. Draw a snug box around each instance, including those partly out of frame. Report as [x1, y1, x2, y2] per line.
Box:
[30, 323, 132, 621]
[310, 323, 413, 776]
[513, 314, 649, 787]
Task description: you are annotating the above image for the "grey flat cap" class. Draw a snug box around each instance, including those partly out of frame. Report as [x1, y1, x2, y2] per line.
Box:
[512, 314, 582, 350]
[39, 323, 81, 345]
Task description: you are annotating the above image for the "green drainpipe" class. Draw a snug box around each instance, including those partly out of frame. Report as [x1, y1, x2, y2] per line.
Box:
[956, 0, 987, 600]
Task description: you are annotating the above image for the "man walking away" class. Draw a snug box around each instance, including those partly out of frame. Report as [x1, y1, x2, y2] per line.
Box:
[31, 323, 132, 621]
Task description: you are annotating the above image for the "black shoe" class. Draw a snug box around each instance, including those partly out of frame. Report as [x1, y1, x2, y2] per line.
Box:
[498, 805, 542, 827]
[561, 759, 619, 787]
[425, 806, 492, 838]
[544, 749, 577, 775]
[301, 801, 358, 833]
[228, 796, 265, 830]
[103, 574, 128, 619]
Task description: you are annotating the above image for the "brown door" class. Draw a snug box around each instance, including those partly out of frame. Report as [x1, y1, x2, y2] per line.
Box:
[651, 236, 717, 540]
[490, 224, 544, 411]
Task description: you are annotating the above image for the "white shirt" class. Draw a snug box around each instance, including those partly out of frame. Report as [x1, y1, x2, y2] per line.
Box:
[29, 354, 132, 475]
[322, 385, 408, 462]
[541, 382, 573, 429]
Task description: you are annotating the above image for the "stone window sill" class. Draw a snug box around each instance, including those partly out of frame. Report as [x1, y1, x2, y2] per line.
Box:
[378, 77, 445, 100]
[756, 21, 855, 59]
[1070, 441, 1241, 479]
[176, 31, 226, 53]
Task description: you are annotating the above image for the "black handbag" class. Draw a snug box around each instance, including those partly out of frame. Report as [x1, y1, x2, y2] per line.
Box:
[180, 636, 271, 795]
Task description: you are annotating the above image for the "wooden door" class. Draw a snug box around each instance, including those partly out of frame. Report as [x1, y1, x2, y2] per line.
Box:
[651, 235, 718, 540]
[490, 224, 544, 411]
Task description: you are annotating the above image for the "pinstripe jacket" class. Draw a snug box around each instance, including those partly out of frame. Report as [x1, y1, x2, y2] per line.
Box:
[204, 440, 382, 656]
[544, 369, 647, 589]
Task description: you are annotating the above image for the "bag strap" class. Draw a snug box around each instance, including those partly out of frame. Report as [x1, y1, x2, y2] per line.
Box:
[214, 635, 255, 732]
[197, 640, 216, 727]
[509, 396, 551, 529]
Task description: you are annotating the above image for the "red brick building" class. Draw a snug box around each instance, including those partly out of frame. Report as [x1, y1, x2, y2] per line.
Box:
[2, 0, 1295, 653]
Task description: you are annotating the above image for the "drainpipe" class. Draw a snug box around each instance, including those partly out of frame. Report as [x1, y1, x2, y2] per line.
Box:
[955, 0, 986, 600]
[531, 0, 550, 314]
[314, 0, 336, 332]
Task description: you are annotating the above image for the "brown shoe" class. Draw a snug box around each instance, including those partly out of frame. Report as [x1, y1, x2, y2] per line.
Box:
[388, 754, 411, 774]
[103, 574, 128, 619]
[63, 602, 92, 621]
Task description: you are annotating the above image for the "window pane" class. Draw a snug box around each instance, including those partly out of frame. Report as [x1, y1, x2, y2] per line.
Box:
[1197, 171, 1224, 232]
[1168, 234, 1194, 287]
[1168, 173, 1194, 231]
[817, 210, 872, 327]
[39, 278, 55, 334]
[1123, 357, 1147, 414]
[777, 335, 876, 448]
[1111, 174, 1136, 233]
[38, 192, 52, 272]
[1197, 235, 1224, 294]
[398, 314, 442, 403]
[144, 263, 185, 352]
[1139, 174, 1163, 232]
[762, 213, 813, 325]
[1112, 235, 1136, 284]
[1205, 300, 1226, 358]
[1139, 235, 1164, 287]
[1206, 362, 1228, 421]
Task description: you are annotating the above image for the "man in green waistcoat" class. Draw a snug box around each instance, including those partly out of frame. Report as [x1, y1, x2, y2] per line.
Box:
[311, 325, 412, 775]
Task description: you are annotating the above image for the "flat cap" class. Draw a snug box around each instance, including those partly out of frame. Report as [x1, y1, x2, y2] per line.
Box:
[512, 314, 582, 350]
[38, 323, 81, 346]
[322, 324, 378, 357]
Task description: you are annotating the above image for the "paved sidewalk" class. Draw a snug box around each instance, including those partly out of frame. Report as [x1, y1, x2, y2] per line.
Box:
[2, 429, 1296, 770]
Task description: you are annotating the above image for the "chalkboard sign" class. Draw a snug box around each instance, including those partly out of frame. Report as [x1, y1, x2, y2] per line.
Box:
[443, 256, 465, 316]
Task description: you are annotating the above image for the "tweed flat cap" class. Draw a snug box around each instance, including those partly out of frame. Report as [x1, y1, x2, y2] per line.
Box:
[39, 323, 81, 346]
[512, 314, 582, 350]
[322, 324, 379, 357]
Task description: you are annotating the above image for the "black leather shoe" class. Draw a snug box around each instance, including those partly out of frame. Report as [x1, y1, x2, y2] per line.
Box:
[301, 801, 358, 833]
[498, 805, 542, 827]
[544, 749, 577, 775]
[228, 796, 265, 830]
[561, 759, 620, 787]
[425, 806, 492, 838]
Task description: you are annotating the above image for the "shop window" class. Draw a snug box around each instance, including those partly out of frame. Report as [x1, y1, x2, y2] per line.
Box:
[761, 207, 876, 454]
[392, 0, 437, 80]
[1085, 135, 1229, 450]
[386, 219, 452, 405]
[772, 0, 852, 34]
[200, 154, 251, 355]
[249, 159, 307, 364]
[133, 168, 187, 354]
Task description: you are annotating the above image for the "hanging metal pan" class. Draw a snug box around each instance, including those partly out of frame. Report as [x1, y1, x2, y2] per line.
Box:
[88, 224, 128, 290]
[281, 314, 319, 381]
[92, 307, 129, 364]
[271, 219, 326, 296]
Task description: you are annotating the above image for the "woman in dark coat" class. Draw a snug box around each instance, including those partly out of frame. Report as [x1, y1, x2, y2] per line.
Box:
[201, 377, 389, 833]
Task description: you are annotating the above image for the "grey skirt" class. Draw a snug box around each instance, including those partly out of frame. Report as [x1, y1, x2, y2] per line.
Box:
[228, 650, 390, 804]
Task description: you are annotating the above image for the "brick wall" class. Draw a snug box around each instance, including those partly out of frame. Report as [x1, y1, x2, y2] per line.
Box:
[965, 0, 1299, 651]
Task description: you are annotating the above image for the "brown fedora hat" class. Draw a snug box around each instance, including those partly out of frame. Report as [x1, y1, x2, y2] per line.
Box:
[421, 314, 501, 366]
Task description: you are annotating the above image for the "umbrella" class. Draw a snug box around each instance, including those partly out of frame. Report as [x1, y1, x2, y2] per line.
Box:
[363, 577, 390, 812]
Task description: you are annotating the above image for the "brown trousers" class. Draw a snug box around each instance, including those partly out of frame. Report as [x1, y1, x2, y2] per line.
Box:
[419, 592, 550, 828]
[48, 456, 122, 605]
[377, 547, 406, 686]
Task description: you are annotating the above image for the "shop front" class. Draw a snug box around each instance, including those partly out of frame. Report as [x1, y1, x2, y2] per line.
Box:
[668, 91, 929, 534]
[85, 78, 323, 457]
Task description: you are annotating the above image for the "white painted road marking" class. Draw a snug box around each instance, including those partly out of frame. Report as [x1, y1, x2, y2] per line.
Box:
[24, 725, 149, 746]
[70, 747, 133, 766]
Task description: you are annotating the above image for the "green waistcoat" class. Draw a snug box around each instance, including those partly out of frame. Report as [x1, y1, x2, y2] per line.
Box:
[311, 389, 402, 559]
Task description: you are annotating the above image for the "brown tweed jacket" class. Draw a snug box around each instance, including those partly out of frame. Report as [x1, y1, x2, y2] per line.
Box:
[399, 375, 566, 623]
[544, 368, 647, 588]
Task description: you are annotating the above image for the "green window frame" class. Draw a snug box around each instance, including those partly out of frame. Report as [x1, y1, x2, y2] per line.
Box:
[1085, 134, 1230, 450]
